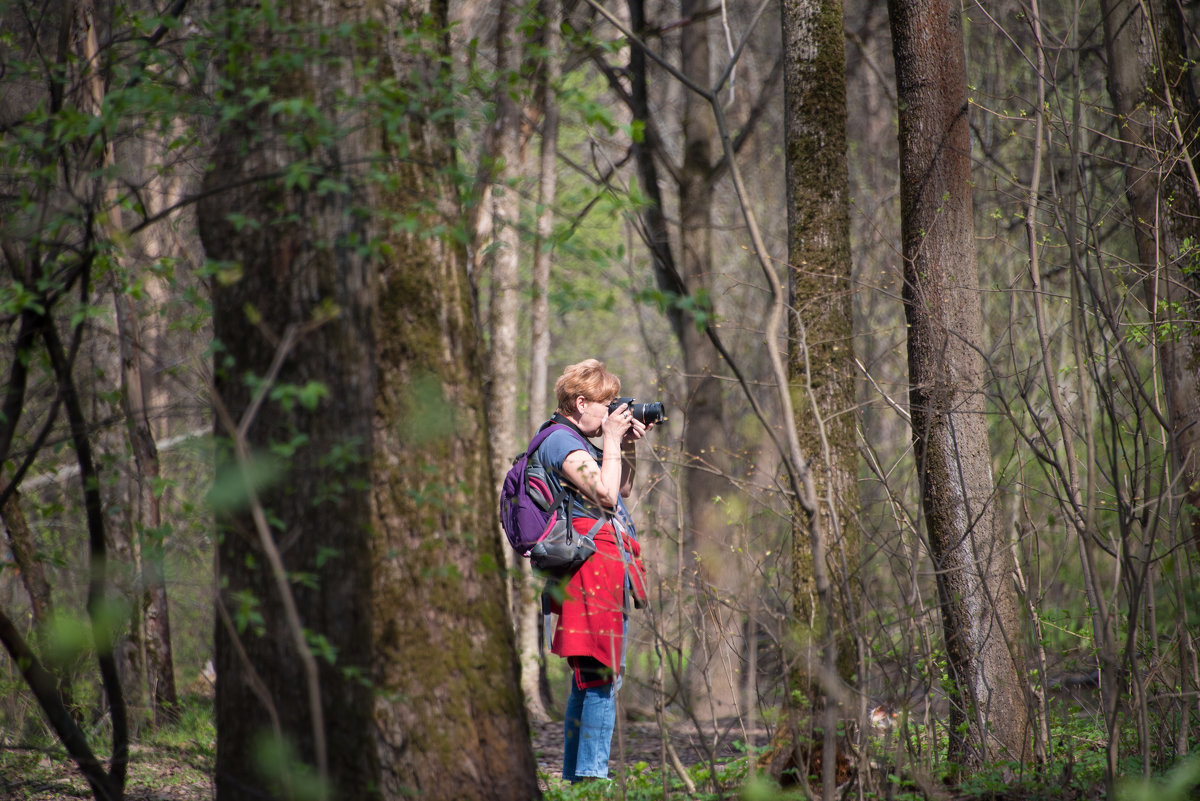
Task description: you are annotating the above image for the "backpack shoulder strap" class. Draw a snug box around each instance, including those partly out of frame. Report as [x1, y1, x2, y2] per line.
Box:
[525, 423, 565, 457]
[528, 422, 594, 519]
[528, 421, 590, 456]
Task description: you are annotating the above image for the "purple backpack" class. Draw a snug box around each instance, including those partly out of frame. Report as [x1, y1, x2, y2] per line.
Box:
[500, 424, 597, 572]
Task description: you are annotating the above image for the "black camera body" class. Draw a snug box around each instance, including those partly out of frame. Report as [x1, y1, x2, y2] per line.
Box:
[608, 397, 667, 426]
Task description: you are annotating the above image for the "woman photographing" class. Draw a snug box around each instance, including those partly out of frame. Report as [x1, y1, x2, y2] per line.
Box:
[534, 359, 651, 783]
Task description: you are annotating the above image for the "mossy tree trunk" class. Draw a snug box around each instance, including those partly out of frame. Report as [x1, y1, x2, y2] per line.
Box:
[770, 3, 863, 794]
[369, 2, 539, 796]
[780, 0, 860, 724]
[887, 0, 1031, 768]
[201, 0, 539, 797]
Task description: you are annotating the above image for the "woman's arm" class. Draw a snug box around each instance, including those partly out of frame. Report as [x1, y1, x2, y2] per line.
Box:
[561, 403, 633, 507]
[562, 434, 624, 508]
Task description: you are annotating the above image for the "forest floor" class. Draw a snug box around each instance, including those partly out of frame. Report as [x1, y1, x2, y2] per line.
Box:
[2, 714, 765, 801]
[4, 712, 1123, 801]
[532, 715, 769, 791]
[0, 680, 1129, 801]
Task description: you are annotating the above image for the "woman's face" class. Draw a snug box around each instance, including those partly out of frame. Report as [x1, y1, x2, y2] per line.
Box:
[576, 394, 615, 436]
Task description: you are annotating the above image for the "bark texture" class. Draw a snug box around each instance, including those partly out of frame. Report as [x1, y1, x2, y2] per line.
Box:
[371, 3, 539, 795]
[1101, 0, 1200, 548]
[781, 0, 860, 686]
[115, 289, 179, 726]
[484, 0, 524, 525]
[521, 0, 565, 724]
[888, 0, 1031, 767]
[203, 0, 537, 798]
[1, 473, 54, 625]
[202, 6, 381, 791]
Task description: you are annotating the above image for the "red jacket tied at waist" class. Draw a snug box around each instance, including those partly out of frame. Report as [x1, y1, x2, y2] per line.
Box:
[549, 516, 647, 674]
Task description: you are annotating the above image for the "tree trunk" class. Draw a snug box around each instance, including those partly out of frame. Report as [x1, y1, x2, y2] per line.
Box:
[484, 0, 523, 532]
[520, 0, 565, 724]
[201, 0, 540, 798]
[371, 2, 539, 794]
[198, 0, 384, 796]
[781, 0, 860, 742]
[676, 0, 744, 720]
[473, 0, 549, 724]
[528, 0, 561, 441]
[781, 0, 859, 676]
[114, 289, 179, 727]
[483, 0, 526, 689]
[773, 3, 861, 795]
[203, 62, 381, 801]
[0, 468, 82, 713]
[1, 471, 54, 626]
[887, 0, 1030, 768]
[1101, 0, 1200, 549]
[78, 0, 167, 732]
[623, 0, 741, 720]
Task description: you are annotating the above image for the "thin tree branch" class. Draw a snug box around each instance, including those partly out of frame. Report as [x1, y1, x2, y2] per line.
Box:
[42, 312, 129, 797]
[211, 320, 331, 788]
[0, 609, 116, 801]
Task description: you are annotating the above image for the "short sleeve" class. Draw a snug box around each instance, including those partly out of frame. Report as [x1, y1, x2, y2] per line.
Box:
[537, 428, 595, 476]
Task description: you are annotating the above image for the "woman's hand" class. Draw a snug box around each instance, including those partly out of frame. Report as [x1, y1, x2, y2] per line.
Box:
[624, 416, 649, 442]
[602, 401, 634, 442]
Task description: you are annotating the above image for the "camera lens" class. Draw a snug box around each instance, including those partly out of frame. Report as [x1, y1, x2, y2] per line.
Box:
[632, 402, 666, 425]
[608, 397, 666, 425]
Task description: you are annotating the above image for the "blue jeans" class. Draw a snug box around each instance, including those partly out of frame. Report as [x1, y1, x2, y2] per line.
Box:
[562, 673, 615, 781]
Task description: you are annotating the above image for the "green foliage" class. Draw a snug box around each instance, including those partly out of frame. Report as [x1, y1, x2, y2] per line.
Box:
[269, 380, 330, 414]
[252, 730, 331, 801]
[303, 630, 339, 664]
[540, 753, 785, 801]
[0, 695, 215, 796]
[1177, 236, 1200, 278]
[207, 448, 285, 514]
[41, 609, 96, 666]
[1119, 755, 1200, 801]
[229, 588, 266, 635]
[143, 695, 217, 754]
[636, 286, 718, 331]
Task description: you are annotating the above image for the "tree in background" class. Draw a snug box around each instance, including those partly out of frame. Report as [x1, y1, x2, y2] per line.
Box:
[200, 0, 539, 798]
[521, 0, 565, 723]
[887, 0, 1030, 769]
[466, 0, 559, 724]
[618, 0, 766, 719]
[0, 0, 206, 792]
[774, 0, 861, 788]
[673, 0, 746, 717]
[8, 0, 1200, 796]
[1101, 0, 1200, 550]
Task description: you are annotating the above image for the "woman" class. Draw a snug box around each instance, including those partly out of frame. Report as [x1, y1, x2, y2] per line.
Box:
[535, 359, 650, 783]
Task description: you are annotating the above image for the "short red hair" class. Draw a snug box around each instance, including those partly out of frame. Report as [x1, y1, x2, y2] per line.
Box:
[554, 359, 621, 415]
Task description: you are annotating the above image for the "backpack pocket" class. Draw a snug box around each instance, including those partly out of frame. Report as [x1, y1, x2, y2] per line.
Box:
[528, 515, 597, 575]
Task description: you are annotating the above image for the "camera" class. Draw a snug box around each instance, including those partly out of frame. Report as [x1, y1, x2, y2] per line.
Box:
[608, 397, 667, 426]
